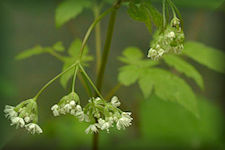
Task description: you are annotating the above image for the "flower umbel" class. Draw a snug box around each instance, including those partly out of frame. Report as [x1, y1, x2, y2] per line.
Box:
[4, 99, 42, 134]
[51, 92, 89, 122]
[148, 17, 184, 60]
[83, 96, 133, 134]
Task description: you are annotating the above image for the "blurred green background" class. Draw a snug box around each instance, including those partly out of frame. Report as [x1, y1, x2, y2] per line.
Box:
[0, 0, 225, 150]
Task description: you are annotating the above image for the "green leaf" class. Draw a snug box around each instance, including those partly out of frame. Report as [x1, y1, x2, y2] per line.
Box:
[53, 41, 65, 52]
[127, 2, 148, 22]
[141, 68, 198, 116]
[55, 0, 91, 28]
[15, 46, 45, 60]
[183, 41, 225, 74]
[138, 73, 154, 98]
[144, 1, 163, 28]
[163, 55, 204, 89]
[118, 47, 158, 67]
[118, 65, 142, 86]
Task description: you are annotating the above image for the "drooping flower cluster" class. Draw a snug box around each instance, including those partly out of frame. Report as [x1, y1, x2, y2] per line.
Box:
[148, 17, 184, 60]
[51, 92, 89, 122]
[51, 94, 133, 134]
[4, 99, 42, 134]
[84, 96, 133, 134]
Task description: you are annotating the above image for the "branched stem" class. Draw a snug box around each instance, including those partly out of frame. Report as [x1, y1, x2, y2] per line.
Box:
[79, 64, 104, 100]
[71, 66, 78, 92]
[34, 62, 78, 100]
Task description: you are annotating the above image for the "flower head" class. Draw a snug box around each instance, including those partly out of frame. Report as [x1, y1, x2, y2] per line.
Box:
[4, 99, 42, 134]
[85, 124, 98, 134]
[25, 123, 43, 134]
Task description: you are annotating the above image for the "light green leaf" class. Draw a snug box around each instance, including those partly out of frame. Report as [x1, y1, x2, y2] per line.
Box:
[121, 47, 143, 60]
[53, 41, 65, 52]
[118, 47, 158, 67]
[55, 0, 91, 28]
[118, 65, 141, 86]
[163, 55, 204, 89]
[138, 73, 154, 98]
[183, 41, 225, 74]
[142, 68, 198, 116]
[15, 46, 45, 60]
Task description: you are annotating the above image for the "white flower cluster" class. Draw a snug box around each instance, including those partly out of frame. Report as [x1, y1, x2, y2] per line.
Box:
[51, 92, 89, 122]
[148, 17, 184, 60]
[84, 96, 133, 134]
[4, 99, 42, 134]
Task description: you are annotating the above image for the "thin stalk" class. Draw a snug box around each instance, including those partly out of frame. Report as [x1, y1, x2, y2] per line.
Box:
[79, 64, 104, 100]
[47, 50, 66, 62]
[96, 6, 118, 93]
[162, 0, 167, 28]
[71, 66, 78, 92]
[79, 7, 114, 59]
[93, 4, 102, 73]
[34, 62, 78, 100]
[93, 1, 121, 150]
[105, 83, 121, 100]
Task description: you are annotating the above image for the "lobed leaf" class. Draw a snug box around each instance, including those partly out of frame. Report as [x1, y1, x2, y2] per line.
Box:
[163, 55, 204, 89]
[139, 68, 198, 116]
[55, 0, 91, 28]
[15, 46, 45, 60]
[53, 41, 65, 52]
[183, 41, 225, 74]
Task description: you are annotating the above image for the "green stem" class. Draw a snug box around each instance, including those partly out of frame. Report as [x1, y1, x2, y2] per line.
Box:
[71, 66, 78, 92]
[79, 7, 114, 59]
[96, 6, 119, 93]
[162, 0, 167, 28]
[93, 4, 102, 73]
[79, 64, 104, 100]
[47, 49, 66, 61]
[34, 62, 78, 100]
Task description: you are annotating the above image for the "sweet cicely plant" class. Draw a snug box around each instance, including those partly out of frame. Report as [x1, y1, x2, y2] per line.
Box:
[6, 0, 224, 149]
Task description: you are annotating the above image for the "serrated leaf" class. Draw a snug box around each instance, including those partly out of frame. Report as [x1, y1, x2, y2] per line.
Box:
[141, 68, 198, 116]
[118, 65, 142, 86]
[55, 0, 91, 28]
[53, 41, 65, 52]
[183, 41, 225, 74]
[144, 1, 163, 28]
[127, 2, 148, 22]
[15, 46, 45, 60]
[163, 55, 204, 89]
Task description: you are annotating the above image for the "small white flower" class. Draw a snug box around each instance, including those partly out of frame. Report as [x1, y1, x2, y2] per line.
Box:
[64, 104, 72, 113]
[116, 112, 133, 130]
[10, 117, 25, 128]
[25, 123, 43, 134]
[98, 118, 111, 132]
[85, 124, 98, 134]
[111, 96, 121, 107]
[24, 116, 30, 123]
[158, 49, 165, 57]
[167, 31, 175, 38]
[4, 105, 18, 119]
[69, 100, 76, 106]
[51, 104, 59, 116]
